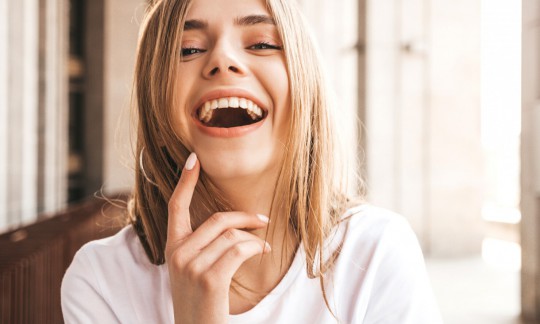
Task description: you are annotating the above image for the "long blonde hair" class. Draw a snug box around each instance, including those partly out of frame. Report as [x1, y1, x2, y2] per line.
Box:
[129, 0, 364, 316]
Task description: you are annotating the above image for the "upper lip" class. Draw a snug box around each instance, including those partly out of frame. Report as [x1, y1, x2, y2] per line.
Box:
[192, 88, 268, 117]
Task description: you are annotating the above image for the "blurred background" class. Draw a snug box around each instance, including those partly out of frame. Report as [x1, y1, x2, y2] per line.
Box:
[0, 0, 538, 323]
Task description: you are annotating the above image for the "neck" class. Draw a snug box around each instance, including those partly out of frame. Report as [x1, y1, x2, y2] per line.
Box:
[206, 168, 299, 311]
[209, 167, 298, 258]
[213, 173, 276, 216]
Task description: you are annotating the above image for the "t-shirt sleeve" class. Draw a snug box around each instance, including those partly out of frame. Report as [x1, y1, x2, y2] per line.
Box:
[61, 248, 120, 324]
[361, 217, 443, 324]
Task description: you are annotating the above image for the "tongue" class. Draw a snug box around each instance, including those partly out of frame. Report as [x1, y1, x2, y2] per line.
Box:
[205, 108, 256, 128]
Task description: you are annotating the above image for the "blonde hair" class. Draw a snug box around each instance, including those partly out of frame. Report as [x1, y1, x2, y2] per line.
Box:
[129, 0, 365, 317]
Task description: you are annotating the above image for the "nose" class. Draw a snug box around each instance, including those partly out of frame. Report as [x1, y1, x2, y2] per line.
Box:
[203, 41, 246, 79]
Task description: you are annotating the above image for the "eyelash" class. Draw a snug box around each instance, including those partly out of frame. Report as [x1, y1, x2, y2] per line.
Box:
[249, 42, 282, 50]
[180, 42, 282, 57]
[181, 47, 205, 57]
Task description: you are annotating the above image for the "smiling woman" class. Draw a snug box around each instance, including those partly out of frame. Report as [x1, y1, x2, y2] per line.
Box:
[60, 0, 443, 323]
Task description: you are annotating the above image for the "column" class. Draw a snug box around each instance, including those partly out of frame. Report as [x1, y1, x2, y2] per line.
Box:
[521, 0, 540, 319]
[0, 0, 8, 231]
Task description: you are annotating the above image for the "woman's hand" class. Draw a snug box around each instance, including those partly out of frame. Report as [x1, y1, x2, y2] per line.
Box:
[165, 153, 271, 324]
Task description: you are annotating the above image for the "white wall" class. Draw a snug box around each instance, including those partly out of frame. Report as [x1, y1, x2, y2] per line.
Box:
[102, 0, 146, 194]
[39, 0, 68, 215]
[0, 0, 68, 233]
[298, 0, 361, 194]
[428, 0, 483, 256]
[365, 0, 484, 256]
[0, 0, 40, 232]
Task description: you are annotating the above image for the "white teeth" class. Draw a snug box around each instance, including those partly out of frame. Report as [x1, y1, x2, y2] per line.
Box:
[229, 97, 239, 108]
[201, 102, 212, 122]
[239, 98, 248, 108]
[247, 111, 257, 120]
[198, 97, 264, 123]
[218, 98, 228, 108]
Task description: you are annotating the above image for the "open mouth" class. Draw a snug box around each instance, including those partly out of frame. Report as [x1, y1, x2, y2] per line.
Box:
[196, 97, 267, 128]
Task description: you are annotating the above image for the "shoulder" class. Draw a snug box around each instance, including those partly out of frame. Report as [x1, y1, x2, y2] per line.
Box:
[61, 226, 147, 322]
[74, 225, 150, 267]
[338, 204, 416, 251]
[322, 204, 421, 277]
[61, 225, 152, 299]
[328, 204, 429, 289]
[61, 226, 172, 323]
[331, 204, 442, 323]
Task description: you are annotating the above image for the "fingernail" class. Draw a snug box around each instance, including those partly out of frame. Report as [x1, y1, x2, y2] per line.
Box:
[257, 214, 269, 223]
[264, 242, 272, 252]
[185, 152, 197, 170]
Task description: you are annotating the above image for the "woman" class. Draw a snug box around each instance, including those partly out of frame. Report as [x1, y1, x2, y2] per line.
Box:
[61, 0, 442, 322]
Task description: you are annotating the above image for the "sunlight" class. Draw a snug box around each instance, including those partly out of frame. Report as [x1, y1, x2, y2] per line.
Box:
[482, 238, 521, 272]
[480, 0, 522, 225]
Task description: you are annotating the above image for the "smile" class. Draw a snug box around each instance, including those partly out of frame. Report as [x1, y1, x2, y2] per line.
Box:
[197, 97, 267, 127]
[192, 92, 269, 138]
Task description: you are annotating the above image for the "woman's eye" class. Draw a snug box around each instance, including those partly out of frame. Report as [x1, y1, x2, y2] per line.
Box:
[181, 47, 205, 57]
[249, 42, 282, 50]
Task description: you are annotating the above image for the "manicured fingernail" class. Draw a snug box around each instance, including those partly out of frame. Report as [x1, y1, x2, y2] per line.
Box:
[257, 214, 269, 223]
[264, 242, 272, 252]
[185, 152, 197, 170]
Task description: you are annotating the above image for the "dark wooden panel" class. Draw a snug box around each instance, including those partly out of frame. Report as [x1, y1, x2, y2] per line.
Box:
[0, 195, 127, 324]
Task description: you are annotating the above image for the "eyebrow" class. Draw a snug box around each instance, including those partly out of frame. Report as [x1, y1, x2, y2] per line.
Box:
[184, 19, 207, 30]
[235, 15, 276, 26]
[183, 15, 276, 31]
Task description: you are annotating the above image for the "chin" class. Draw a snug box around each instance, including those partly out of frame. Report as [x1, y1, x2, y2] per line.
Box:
[198, 147, 280, 182]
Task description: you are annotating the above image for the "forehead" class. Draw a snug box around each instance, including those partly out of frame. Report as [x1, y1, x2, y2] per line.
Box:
[186, 0, 270, 20]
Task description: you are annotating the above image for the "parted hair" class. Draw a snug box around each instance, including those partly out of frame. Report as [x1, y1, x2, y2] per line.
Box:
[128, 0, 364, 316]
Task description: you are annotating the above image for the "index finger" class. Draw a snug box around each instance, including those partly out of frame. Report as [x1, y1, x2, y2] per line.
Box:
[167, 152, 199, 242]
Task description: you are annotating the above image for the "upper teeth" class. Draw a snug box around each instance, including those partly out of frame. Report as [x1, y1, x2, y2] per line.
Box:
[199, 97, 263, 123]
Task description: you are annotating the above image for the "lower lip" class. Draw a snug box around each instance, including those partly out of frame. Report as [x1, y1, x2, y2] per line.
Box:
[192, 114, 266, 138]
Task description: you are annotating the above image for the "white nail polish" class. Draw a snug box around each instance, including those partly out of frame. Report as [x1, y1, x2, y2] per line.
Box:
[257, 214, 269, 223]
[185, 152, 197, 170]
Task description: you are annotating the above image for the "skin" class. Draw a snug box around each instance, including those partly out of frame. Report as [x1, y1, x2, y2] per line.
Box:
[166, 0, 297, 322]
[173, 0, 290, 191]
[166, 156, 271, 323]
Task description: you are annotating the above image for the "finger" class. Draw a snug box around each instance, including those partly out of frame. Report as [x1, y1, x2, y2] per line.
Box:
[182, 212, 269, 252]
[187, 229, 266, 272]
[167, 152, 199, 243]
[208, 240, 271, 282]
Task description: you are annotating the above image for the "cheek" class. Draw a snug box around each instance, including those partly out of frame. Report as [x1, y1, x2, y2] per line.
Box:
[267, 62, 290, 133]
[270, 60, 289, 97]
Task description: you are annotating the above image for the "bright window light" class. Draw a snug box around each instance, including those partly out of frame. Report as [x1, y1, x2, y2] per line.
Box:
[480, 0, 521, 224]
[482, 238, 521, 271]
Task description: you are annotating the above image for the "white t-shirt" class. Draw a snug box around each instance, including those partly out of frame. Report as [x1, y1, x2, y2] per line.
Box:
[61, 205, 443, 323]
